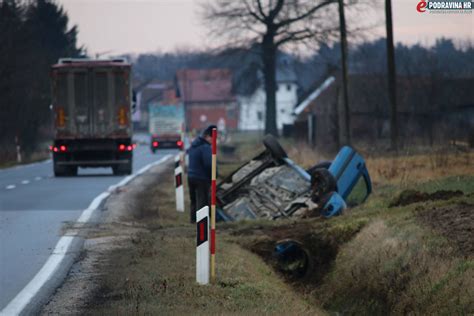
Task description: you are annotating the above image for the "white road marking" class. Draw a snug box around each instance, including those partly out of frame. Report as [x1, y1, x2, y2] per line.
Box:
[34, 177, 42, 181]
[76, 192, 110, 223]
[0, 237, 75, 316]
[1, 154, 172, 316]
[6, 185, 16, 190]
[21, 180, 30, 185]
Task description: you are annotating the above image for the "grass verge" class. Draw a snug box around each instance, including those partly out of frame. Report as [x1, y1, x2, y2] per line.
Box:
[84, 137, 473, 315]
[84, 161, 322, 315]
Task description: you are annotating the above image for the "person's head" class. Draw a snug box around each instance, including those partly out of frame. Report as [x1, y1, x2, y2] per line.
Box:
[202, 125, 217, 143]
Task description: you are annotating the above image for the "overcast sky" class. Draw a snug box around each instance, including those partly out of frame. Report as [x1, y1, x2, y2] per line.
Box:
[58, 0, 473, 57]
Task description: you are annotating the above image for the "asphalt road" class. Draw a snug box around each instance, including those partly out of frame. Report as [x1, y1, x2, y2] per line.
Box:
[0, 139, 176, 310]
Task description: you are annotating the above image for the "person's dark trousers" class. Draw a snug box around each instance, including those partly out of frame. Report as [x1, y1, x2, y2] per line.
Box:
[188, 178, 210, 223]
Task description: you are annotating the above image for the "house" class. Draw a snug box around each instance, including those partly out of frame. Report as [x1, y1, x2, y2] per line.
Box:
[294, 74, 474, 148]
[176, 69, 238, 132]
[238, 61, 298, 132]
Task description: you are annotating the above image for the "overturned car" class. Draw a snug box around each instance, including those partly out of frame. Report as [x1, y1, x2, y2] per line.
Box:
[216, 136, 372, 221]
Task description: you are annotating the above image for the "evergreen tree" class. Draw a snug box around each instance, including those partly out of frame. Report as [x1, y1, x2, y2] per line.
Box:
[0, 0, 83, 158]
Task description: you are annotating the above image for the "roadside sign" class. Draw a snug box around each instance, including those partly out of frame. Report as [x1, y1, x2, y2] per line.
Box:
[196, 206, 210, 285]
[175, 154, 184, 212]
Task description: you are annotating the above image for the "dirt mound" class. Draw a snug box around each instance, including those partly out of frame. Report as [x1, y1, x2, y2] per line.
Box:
[389, 189, 464, 207]
[416, 202, 474, 256]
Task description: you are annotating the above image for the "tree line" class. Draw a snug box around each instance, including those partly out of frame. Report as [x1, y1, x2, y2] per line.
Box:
[131, 36, 473, 147]
[131, 37, 474, 100]
[0, 0, 82, 161]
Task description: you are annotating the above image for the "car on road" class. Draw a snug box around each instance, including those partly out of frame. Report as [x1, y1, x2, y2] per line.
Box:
[216, 136, 372, 221]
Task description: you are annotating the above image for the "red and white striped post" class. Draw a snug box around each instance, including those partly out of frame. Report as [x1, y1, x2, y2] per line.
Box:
[196, 206, 210, 284]
[175, 154, 185, 212]
[210, 128, 217, 281]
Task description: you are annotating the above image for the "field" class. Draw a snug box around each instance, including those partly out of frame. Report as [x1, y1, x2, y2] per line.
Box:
[64, 136, 473, 315]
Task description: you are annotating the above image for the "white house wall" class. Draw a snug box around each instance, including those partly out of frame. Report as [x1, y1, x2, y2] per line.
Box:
[238, 82, 298, 131]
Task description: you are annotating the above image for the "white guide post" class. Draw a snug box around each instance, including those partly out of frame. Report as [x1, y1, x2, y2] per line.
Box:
[174, 154, 184, 212]
[196, 206, 210, 285]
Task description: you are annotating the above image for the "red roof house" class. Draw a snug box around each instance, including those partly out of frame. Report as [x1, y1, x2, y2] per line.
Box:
[176, 69, 238, 132]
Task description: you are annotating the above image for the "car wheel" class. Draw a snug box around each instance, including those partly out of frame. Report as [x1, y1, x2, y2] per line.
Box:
[310, 168, 337, 202]
[306, 161, 331, 175]
[263, 134, 287, 162]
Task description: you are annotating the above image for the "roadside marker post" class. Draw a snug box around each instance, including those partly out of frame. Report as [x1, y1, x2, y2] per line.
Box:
[174, 154, 185, 212]
[210, 128, 217, 282]
[196, 206, 210, 285]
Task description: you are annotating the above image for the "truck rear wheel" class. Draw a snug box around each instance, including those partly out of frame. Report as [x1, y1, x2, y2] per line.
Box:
[54, 163, 77, 177]
[69, 166, 78, 176]
[54, 163, 67, 177]
[113, 162, 132, 175]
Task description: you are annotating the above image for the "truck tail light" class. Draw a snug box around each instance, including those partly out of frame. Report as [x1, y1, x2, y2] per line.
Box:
[56, 107, 65, 128]
[50, 145, 67, 152]
[177, 140, 183, 148]
[118, 106, 128, 126]
[152, 141, 158, 147]
[118, 144, 133, 152]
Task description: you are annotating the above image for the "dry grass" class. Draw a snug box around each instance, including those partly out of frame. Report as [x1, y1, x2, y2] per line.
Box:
[365, 151, 473, 187]
[85, 161, 323, 315]
[281, 140, 473, 188]
[315, 220, 474, 315]
[221, 136, 473, 189]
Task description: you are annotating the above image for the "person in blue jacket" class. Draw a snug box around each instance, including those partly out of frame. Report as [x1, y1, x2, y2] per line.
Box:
[187, 125, 216, 223]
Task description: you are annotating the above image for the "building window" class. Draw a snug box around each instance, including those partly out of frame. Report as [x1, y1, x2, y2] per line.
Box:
[286, 84, 291, 91]
[257, 111, 263, 121]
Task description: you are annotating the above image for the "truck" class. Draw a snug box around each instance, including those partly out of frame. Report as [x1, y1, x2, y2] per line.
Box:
[148, 102, 184, 152]
[50, 58, 134, 176]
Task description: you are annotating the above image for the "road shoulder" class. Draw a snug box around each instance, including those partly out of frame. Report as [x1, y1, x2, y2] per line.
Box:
[40, 162, 170, 315]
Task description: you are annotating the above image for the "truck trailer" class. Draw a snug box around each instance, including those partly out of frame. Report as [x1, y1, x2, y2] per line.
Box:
[50, 58, 134, 176]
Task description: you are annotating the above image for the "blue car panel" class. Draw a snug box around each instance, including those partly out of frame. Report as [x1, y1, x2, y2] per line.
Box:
[328, 146, 372, 201]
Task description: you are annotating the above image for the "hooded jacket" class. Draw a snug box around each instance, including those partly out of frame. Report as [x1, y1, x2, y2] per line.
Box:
[187, 136, 212, 182]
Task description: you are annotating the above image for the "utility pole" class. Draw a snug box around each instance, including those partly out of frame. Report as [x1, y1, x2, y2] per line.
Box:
[385, 0, 398, 150]
[338, 0, 351, 146]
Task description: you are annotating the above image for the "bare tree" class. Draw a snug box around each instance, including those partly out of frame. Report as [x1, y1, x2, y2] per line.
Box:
[203, 0, 342, 136]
